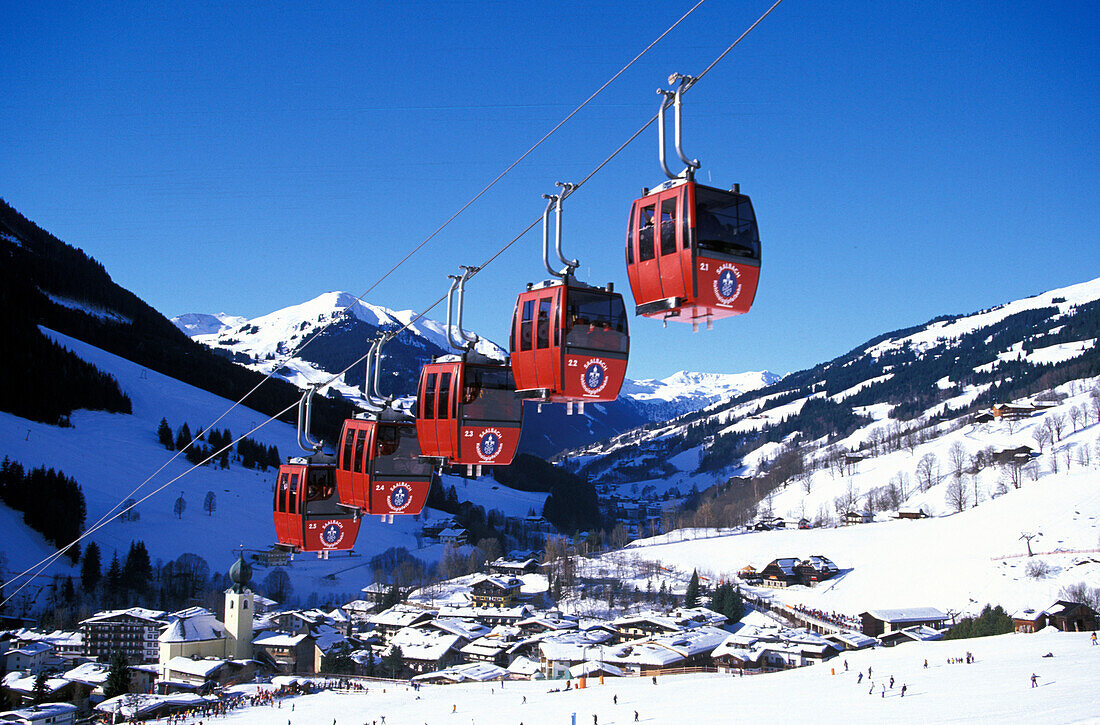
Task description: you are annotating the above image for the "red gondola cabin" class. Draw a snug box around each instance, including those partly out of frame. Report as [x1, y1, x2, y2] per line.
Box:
[273, 455, 361, 553]
[334, 415, 434, 518]
[416, 358, 523, 467]
[626, 179, 760, 326]
[509, 280, 629, 404]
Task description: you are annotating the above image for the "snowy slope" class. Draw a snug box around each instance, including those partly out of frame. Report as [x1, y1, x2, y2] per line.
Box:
[0, 328, 472, 596]
[189, 628, 1098, 724]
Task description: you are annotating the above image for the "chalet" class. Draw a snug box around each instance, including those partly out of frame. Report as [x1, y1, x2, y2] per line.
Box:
[0, 703, 78, 725]
[411, 661, 508, 685]
[368, 605, 436, 644]
[158, 657, 255, 693]
[468, 576, 523, 609]
[896, 508, 929, 520]
[610, 613, 683, 642]
[793, 556, 840, 586]
[533, 629, 617, 678]
[737, 566, 762, 584]
[842, 511, 872, 526]
[439, 527, 469, 546]
[516, 614, 578, 637]
[991, 403, 1035, 420]
[489, 558, 540, 577]
[860, 608, 950, 637]
[1014, 601, 1097, 633]
[606, 626, 729, 675]
[2, 642, 52, 674]
[568, 660, 625, 679]
[341, 599, 377, 624]
[712, 625, 837, 672]
[436, 605, 532, 628]
[251, 630, 317, 674]
[824, 631, 877, 651]
[759, 558, 800, 588]
[991, 445, 1036, 465]
[459, 636, 511, 667]
[385, 627, 464, 675]
[878, 625, 945, 647]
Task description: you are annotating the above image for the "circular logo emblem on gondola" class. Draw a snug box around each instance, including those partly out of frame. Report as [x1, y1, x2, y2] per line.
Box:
[477, 428, 504, 462]
[388, 485, 412, 512]
[581, 358, 609, 395]
[321, 520, 345, 548]
[713, 263, 742, 305]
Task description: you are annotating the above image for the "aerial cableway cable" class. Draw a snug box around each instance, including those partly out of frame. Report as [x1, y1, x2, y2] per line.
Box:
[2, 0, 784, 606]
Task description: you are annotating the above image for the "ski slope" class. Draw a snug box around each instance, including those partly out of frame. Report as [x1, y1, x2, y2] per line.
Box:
[190, 629, 1098, 724]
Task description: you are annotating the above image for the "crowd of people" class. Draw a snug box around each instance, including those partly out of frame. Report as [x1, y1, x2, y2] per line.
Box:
[789, 603, 861, 630]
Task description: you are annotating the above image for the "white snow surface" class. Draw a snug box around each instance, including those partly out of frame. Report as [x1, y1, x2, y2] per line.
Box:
[193, 629, 1095, 724]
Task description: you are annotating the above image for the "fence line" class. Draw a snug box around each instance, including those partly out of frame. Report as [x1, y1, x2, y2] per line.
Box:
[990, 548, 1100, 561]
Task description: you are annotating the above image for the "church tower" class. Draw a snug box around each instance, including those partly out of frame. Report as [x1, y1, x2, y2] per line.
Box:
[224, 551, 254, 660]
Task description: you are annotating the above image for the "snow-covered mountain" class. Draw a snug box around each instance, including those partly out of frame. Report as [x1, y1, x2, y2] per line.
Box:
[170, 312, 248, 337]
[565, 276, 1100, 490]
[622, 370, 780, 419]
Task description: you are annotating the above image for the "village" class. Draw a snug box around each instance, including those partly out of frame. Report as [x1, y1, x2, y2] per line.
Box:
[2, 532, 1097, 725]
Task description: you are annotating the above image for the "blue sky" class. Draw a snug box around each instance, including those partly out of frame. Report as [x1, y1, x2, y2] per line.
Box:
[4, 1, 1098, 381]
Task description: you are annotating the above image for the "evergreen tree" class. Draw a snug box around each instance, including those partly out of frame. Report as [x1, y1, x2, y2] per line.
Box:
[32, 671, 48, 704]
[685, 569, 700, 608]
[384, 644, 404, 678]
[104, 553, 123, 607]
[80, 542, 102, 592]
[122, 541, 152, 595]
[174, 423, 192, 451]
[157, 418, 173, 449]
[104, 651, 129, 698]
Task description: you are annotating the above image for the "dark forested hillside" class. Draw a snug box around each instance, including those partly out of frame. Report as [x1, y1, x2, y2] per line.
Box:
[0, 199, 355, 438]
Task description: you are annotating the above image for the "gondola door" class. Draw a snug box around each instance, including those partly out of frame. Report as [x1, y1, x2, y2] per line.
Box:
[628, 185, 692, 316]
[512, 287, 562, 396]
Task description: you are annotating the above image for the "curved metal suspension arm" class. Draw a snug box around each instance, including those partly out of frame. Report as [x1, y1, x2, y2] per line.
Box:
[672, 75, 701, 173]
[362, 338, 383, 409]
[541, 193, 563, 278]
[656, 89, 677, 180]
[372, 335, 394, 403]
[296, 385, 323, 453]
[444, 274, 465, 350]
[455, 265, 480, 347]
[553, 182, 579, 272]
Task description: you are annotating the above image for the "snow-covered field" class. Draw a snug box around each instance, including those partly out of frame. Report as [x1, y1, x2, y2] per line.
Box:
[194, 630, 1098, 724]
[615, 467, 1100, 617]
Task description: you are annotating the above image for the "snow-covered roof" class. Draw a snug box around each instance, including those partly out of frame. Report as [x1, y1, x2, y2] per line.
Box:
[460, 637, 511, 658]
[164, 656, 228, 678]
[96, 692, 210, 718]
[252, 631, 310, 648]
[62, 662, 110, 686]
[863, 608, 949, 623]
[0, 702, 78, 722]
[506, 655, 542, 676]
[569, 660, 625, 678]
[370, 605, 435, 628]
[159, 612, 226, 643]
[82, 607, 165, 624]
[422, 617, 491, 641]
[411, 661, 508, 684]
[387, 627, 462, 662]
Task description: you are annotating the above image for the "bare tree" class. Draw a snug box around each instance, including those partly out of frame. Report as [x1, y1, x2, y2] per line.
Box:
[948, 442, 968, 478]
[1077, 445, 1090, 467]
[1032, 425, 1052, 453]
[1068, 405, 1082, 432]
[945, 477, 968, 513]
[1019, 531, 1042, 557]
[915, 453, 939, 492]
[970, 473, 982, 508]
[1050, 413, 1065, 442]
